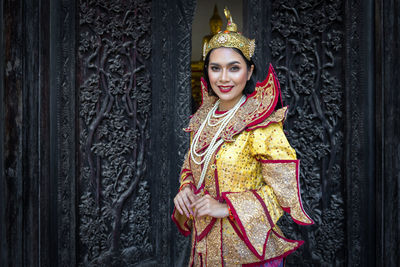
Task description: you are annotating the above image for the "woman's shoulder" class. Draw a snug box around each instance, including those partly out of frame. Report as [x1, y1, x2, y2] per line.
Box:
[246, 106, 288, 133]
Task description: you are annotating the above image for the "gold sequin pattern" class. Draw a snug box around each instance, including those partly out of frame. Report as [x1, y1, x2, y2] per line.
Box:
[175, 88, 312, 264]
[261, 161, 313, 224]
[224, 191, 273, 256]
[222, 219, 260, 266]
[264, 229, 300, 259]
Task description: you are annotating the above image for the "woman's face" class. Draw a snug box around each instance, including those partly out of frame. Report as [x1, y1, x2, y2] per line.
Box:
[208, 48, 254, 110]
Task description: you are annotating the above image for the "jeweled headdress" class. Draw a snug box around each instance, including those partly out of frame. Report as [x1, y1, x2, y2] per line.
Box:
[203, 7, 255, 61]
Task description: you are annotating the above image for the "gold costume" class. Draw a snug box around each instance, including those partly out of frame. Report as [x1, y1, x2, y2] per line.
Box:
[172, 66, 313, 266]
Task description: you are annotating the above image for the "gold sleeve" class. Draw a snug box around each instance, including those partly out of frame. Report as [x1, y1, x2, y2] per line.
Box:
[221, 122, 311, 261]
[250, 122, 313, 225]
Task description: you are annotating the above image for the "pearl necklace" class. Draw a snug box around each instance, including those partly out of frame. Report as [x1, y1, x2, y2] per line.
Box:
[190, 95, 246, 189]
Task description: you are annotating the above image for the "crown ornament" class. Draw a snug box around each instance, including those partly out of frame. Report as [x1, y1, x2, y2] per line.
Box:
[203, 7, 255, 61]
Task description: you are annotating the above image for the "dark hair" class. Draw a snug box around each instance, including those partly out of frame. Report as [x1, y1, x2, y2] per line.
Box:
[203, 48, 257, 96]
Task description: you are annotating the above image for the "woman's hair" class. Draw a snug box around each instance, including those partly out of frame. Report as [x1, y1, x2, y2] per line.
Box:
[203, 48, 257, 96]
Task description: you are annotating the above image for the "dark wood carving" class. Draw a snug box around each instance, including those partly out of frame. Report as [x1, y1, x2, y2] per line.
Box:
[375, 1, 400, 266]
[1, 1, 24, 266]
[151, 0, 196, 265]
[77, 0, 152, 265]
[344, 0, 375, 266]
[246, 0, 345, 265]
[53, 0, 77, 265]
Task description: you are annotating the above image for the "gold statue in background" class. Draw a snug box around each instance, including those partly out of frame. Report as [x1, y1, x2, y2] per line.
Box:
[191, 5, 222, 112]
[201, 5, 223, 59]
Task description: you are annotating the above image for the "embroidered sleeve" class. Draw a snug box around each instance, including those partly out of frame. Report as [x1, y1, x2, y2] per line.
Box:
[221, 122, 312, 261]
[250, 122, 314, 225]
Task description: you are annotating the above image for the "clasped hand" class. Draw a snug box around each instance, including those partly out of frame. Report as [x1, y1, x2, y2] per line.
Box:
[174, 186, 229, 219]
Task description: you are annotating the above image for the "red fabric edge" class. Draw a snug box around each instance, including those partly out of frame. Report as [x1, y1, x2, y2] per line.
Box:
[222, 191, 268, 260]
[181, 168, 192, 176]
[242, 229, 303, 267]
[171, 208, 191, 237]
[184, 77, 217, 132]
[214, 145, 223, 198]
[227, 217, 245, 241]
[245, 65, 279, 129]
[251, 190, 276, 258]
[181, 174, 193, 183]
[251, 190, 275, 228]
[257, 159, 314, 225]
[220, 219, 224, 266]
[195, 217, 217, 242]
[245, 107, 288, 132]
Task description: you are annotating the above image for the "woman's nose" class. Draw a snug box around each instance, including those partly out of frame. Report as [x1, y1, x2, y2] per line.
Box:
[220, 69, 229, 82]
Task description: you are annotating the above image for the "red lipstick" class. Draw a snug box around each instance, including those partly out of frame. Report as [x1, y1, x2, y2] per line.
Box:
[218, 85, 234, 93]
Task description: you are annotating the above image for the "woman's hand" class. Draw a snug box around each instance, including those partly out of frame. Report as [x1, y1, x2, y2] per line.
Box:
[174, 185, 197, 218]
[190, 194, 229, 219]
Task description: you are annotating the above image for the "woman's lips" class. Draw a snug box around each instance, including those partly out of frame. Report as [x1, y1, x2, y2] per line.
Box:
[218, 85, 234, 93]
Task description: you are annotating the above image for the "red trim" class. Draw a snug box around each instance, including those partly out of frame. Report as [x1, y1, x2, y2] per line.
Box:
[179, 182, 194, 192]
[242, 229, 302, 267]
[194, 183, 205, 195]
[180, 168, 192, 175]
[195, 217, 217, 242]
[251, 190, 275, 227]
[227, 217, 245, 241]
[215, 109, 228, 114]
[199, 77, 208, 107]
[245, 107, 288, 131]
[257, 159, 314, 225]
[171, 208, 191, 237]
[220, 219, 224, 266]
[214, 145, 223, 198]
[269, 64, 283, 108]
[181, 174, 193, 183]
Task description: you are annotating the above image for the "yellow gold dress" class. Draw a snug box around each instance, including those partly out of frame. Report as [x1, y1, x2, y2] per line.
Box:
[172, 65, 313, 267]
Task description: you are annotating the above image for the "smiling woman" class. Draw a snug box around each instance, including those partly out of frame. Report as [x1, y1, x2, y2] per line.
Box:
[172, 7, 313, 267]
[205, 47, 254, 110]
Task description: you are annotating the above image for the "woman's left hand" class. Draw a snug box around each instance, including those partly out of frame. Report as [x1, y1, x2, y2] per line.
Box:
[190, 194, 229, 219]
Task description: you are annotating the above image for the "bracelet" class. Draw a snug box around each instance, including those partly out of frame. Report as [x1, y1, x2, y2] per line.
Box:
[228, 206, 234, 221]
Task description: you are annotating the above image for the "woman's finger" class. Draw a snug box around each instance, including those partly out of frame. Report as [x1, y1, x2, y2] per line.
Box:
[174, 197, 183, 215]
[177, 195, 190, 218]
[186, 189, 197, 204]
[196, 203, 210, 218]
[181, 192, 193, 215]
[193, 198, 210, 217]
[191, 194, 207, 207]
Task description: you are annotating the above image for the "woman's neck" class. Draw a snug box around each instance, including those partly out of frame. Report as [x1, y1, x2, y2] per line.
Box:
[218, 94, 244, 111]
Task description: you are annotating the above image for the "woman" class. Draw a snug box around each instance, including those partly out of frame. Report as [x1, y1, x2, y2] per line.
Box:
[172, 8, 313, 267]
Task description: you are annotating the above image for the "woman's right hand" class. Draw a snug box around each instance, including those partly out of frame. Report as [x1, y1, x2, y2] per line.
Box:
[174, 185, 197, 218]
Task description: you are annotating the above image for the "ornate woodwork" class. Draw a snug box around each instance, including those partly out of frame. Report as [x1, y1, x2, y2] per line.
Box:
[246, 0, 345, 265]
[77, 0, 152, 265]
[0, 0, 399, 266]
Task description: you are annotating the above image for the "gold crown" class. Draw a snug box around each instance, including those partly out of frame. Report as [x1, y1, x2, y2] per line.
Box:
[203, 7, 255, 61]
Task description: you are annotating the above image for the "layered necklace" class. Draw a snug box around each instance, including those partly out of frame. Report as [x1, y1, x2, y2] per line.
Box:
[190, 95, 246, 189]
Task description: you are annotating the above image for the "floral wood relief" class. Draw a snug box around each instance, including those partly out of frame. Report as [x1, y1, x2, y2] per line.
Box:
[269, 0, 345, 265]
[78, 0, 152, 265]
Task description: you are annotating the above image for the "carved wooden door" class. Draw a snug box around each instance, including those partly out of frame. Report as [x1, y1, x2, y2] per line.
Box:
[1, 0, 399, 266]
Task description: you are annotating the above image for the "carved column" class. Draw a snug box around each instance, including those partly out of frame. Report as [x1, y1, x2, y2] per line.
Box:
[344, 0, 375, 266]
[375, 0, 400, 266]
[151, 0, 196, 265]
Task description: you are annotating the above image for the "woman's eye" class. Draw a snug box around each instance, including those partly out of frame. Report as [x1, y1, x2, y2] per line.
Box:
[230, 66, 240, 71]
[211, 66, 220, 71]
